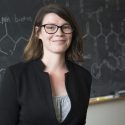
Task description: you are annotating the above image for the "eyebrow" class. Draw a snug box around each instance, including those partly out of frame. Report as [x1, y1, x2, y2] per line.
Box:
[42, 22, 70, 25]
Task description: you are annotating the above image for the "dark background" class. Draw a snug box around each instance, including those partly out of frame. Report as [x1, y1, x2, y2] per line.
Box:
[0, 0, 125, 98]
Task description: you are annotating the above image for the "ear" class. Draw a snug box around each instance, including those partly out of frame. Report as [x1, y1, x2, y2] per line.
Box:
[35, 26, 41, 38]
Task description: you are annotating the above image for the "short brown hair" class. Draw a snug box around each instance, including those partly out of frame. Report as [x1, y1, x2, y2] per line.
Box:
[23, 3, 83, 62]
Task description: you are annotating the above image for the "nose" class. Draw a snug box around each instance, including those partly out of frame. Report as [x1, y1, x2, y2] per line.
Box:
[55, 27, 64, 35]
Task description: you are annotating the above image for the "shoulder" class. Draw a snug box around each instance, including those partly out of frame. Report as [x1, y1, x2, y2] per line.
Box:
[6, 59, 36, 76]
[67, 60, 92, 78]
[67, 60, 92, 89]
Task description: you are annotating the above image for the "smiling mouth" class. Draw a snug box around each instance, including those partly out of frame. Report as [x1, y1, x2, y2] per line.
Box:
[53, 40, 66, 42]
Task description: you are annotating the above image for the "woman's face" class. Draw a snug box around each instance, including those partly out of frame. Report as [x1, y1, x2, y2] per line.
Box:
[38, 13, 72, 55]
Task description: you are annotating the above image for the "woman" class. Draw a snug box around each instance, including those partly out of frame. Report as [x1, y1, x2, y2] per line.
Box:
[0, 3, 92, 125]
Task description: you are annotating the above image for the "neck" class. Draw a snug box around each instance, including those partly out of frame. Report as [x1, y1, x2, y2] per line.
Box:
[41, 53, 67, 72]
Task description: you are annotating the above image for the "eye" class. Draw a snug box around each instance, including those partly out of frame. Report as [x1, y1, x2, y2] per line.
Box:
[46, 25, 56, 30]
[63, 25, 72, 29]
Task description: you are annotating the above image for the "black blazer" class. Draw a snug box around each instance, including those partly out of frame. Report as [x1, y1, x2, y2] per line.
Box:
[0, 59, 92, 125]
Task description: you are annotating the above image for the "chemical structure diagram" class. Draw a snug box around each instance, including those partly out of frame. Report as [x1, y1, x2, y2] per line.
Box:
[0, 0, 125, 85]
[83, 8, 125, 79]
[0, 22, 27, 82]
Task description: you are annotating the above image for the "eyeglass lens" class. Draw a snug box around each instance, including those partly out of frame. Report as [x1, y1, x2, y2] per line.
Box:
[43, 24, 73, 34]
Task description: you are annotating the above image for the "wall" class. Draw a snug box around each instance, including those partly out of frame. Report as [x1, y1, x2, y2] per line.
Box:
[86, 99, 125, 125]
[0, 0, 125, 98]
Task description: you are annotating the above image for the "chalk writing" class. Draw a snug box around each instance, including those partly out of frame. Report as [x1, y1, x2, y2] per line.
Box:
[0, 15, 32, 24]
[14, 15, 32, 23]
[0, 0, 125, 97]
[0, 16, 11, 24]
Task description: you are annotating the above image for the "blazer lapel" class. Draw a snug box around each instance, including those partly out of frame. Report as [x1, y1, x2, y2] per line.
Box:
[33, 59, 59, 124]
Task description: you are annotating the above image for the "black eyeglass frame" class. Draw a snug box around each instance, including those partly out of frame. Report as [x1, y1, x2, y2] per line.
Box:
[41, 24, 74, 34]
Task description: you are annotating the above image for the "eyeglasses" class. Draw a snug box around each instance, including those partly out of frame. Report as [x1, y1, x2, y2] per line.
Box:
[41, 24, 73, 34]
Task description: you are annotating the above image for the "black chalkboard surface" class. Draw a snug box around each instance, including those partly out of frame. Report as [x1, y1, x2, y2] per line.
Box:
[0, 0, 125, 98]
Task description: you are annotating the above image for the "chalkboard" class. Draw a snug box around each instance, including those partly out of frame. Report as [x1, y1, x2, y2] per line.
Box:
[0, 0, 125, 98]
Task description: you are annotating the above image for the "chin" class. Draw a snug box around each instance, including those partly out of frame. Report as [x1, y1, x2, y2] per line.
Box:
[54, 47, 69, 53]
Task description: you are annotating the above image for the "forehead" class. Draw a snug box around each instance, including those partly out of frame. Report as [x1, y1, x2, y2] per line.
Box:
[42, 13, 69, 25]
